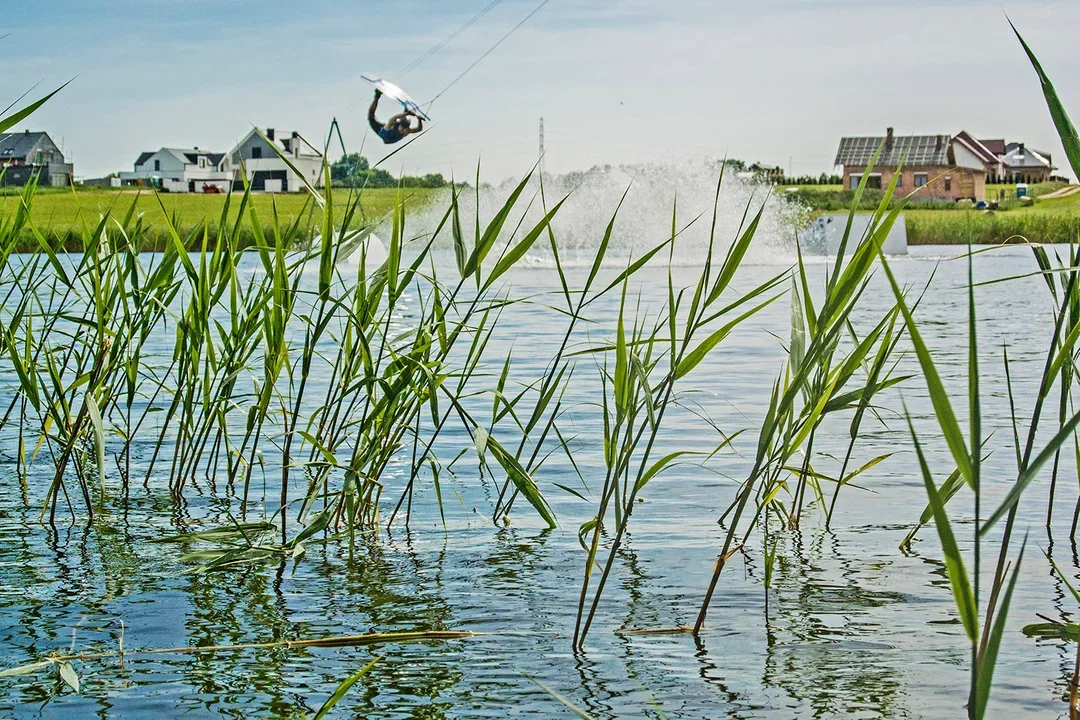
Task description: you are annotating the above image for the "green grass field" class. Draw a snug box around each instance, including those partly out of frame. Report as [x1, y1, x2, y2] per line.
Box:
[1, 187, 440, 250]
[5, 180, 1078, 250]
[905, 184, 1080, 244]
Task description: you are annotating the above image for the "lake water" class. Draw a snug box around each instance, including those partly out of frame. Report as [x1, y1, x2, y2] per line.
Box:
[0, 245, 1076, 718]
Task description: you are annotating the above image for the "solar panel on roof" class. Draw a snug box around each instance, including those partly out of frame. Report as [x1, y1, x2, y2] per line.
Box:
[835, 135, 950, 167]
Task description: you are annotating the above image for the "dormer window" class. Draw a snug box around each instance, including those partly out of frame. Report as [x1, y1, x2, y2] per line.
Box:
[199, 157, 206, 168]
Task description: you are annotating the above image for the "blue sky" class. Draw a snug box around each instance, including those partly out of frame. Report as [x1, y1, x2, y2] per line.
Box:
[2, 0, 1078, 180]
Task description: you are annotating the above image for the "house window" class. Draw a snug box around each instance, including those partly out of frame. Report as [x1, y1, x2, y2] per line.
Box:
[864, 174, 882, 190]
[944, 176, 952, 191]
[199, 157, 206, 168]
[154, 159, 160, 171]
[895, 173, 902, 188]
[914, 173, 928, 188]
[850, 174, 861, 189]
[252, 146, 262, 159]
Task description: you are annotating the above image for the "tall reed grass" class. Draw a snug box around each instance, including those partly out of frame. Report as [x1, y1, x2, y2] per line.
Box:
[3, 19, 1080, 718]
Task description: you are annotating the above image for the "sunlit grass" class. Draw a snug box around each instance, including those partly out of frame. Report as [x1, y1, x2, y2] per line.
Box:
[0, 187, 438, 250]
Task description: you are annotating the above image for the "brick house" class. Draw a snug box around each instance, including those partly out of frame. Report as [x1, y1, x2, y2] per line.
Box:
[835, 128, 987, 202]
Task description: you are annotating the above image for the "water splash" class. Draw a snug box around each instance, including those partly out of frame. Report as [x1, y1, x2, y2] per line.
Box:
[397, 160, 809, 267]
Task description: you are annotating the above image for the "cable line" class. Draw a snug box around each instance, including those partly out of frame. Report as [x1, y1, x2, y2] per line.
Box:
[424, 0, 553, 111]
[394, 0, 507, 79]
[340, 0, 554, 156]
[340, 0, 507, 117]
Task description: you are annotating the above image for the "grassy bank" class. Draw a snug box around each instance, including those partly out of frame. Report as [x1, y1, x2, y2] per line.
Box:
[906, 207, 1080, 244]
[785, 180, 1080, 244]
[907, 185, 1080, 244]
[1, 187, 438, 251]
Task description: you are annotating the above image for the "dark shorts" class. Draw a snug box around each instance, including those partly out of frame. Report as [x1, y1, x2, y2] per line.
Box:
[377, 126, 405, 145]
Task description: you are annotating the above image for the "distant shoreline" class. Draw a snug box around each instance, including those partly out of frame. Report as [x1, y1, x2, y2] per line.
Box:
[1, 181, 1078, 250]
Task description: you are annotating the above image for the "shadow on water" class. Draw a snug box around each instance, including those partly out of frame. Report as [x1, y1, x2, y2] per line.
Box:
[761, 528, 909, 719]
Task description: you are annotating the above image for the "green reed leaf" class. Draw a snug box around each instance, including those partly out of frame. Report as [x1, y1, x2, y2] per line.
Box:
[85, 393, 106, 504]
[973, 537, 1025, 720]
[484, 196, 566, 290]
[907, 411, 978, 642]
[982, 408, 1080, 533]
[57, 660, 79, 694]
[0, 80, 70, 134]
[464, 168, 534, 279]
[486, 436, 556, 528]
[675, 292, 782, 380]
[881, 255, 974, 488]
[312, 656, 382, 720]
[521, 671, 595, 719]
[1011, 21, 1080, 179]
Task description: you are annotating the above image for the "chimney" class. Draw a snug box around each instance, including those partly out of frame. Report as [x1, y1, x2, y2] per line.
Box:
[266, 128, 275, 141]
[886, 127, 894, 150]
[292, 131, 300, 157]
[1018, 142, 1025, 156]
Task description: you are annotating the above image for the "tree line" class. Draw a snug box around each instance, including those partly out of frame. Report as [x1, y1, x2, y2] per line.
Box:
[330, 154, 447, 189]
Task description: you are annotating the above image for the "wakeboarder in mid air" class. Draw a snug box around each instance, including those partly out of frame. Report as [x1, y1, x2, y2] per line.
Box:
[367, 89, 424, 144]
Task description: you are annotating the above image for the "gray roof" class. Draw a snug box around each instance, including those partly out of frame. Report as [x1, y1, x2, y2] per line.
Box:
[835, 134, 951, 167]
[1002, 142, 1052, 169]
[182, 151, 226, 165]
[0, 131, 53, 161]
[135, 148, 228, 168]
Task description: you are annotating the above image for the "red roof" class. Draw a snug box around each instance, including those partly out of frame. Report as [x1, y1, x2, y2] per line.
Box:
[953, 131, 999, 166]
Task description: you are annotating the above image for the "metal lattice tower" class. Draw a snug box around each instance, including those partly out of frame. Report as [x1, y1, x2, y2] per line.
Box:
[538, 117, 545, 174]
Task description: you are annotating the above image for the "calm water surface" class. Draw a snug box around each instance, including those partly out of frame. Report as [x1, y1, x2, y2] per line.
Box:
[0, 245, 1075, 718]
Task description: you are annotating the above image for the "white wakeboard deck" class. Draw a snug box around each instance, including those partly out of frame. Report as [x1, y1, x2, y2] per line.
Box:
[361, 74, 431, 121]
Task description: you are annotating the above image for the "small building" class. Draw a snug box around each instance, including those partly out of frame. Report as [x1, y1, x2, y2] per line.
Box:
[81, 176, 122, 188]
[226, 128, 323, 193]
[118, 148, 230, 193]
[0, 130, 73, 187]
[748, 162, 785, 183]
[998, 142, 1053, 184]
[834, 128, 988, 202]
[965, 137, 1053, 183]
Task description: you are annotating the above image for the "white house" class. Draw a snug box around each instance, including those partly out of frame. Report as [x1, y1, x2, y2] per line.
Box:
[226, 128, 323, 193]
[118, 148, 231, 193]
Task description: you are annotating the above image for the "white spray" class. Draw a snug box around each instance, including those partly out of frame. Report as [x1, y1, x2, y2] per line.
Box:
[397, 159, 809, 267]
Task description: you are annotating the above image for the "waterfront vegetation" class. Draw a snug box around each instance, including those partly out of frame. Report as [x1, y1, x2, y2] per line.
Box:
[785, 180, 1080, 245]
[9, 176, 1077, 252]
[0, 186, 436, 251]
[2, 24, 1080, 720]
